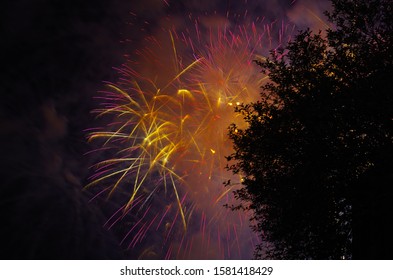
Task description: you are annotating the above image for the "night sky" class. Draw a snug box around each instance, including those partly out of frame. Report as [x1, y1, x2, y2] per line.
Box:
[1, 0, 330, 259]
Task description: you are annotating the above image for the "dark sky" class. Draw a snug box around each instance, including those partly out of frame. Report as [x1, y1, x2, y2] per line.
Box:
[1, 0, 330, 259]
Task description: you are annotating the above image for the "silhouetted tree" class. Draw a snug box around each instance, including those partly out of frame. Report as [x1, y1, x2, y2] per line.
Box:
[226, 0, 392, 259]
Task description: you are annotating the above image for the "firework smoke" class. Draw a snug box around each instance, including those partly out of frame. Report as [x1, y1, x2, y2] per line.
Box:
[87, 4, 295, 259]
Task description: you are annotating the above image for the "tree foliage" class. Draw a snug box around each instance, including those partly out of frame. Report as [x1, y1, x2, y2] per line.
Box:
[226, 0, 393, 259]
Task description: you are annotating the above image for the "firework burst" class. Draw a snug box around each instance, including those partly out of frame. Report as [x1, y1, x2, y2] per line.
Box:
[86, 14, 293, 259]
